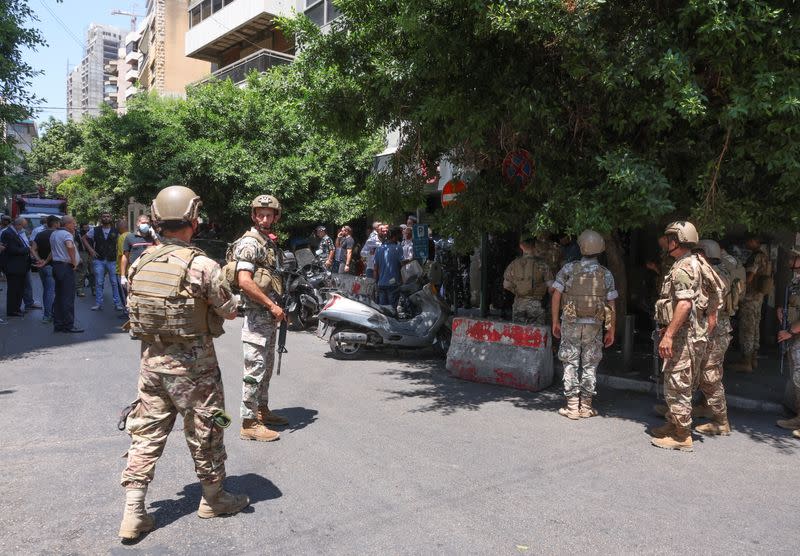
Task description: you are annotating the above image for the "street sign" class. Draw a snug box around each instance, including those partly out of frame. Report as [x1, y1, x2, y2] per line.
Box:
[502, 149, 534, 189]
[441, 179, 466, 208]
[412, 223, 429, 262]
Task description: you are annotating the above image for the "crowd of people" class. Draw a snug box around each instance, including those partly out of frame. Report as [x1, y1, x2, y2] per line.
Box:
[0, 212, 159, 331]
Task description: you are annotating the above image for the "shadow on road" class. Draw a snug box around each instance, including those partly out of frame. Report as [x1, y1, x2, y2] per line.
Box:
[0, 389, 16, 395]
[148, 473, 282, 530]
[378, 356, 799, 453]
[277, 406, 319, 434]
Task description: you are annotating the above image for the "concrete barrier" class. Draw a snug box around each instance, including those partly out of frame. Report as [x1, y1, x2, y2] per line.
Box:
[446, 317, 554, 392]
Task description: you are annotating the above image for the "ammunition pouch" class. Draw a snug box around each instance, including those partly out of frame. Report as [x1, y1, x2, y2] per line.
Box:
[655, 298, 673, 327]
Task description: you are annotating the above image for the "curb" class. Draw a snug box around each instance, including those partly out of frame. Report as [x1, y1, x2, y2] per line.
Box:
[596, 374, 784, 414]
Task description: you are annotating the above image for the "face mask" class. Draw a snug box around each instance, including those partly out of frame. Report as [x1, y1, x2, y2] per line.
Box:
[138, 224, 151, 234]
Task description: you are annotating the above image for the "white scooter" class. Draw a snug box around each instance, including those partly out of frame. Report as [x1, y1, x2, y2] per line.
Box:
[316, 281, 452, 359]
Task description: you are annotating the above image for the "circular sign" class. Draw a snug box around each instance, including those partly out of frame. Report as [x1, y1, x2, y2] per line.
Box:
[502, 149, 534, 188]
[441, 180, 466, 208]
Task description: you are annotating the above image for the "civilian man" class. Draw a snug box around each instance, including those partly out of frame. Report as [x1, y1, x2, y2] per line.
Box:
[82, 211, 123, 311]
[1, 217, 30, 317]
[31, 215, 62, 323]
[49, 216, 83, 333]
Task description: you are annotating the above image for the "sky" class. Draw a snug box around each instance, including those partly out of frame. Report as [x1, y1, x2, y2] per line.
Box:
[22, 0, 141, 126]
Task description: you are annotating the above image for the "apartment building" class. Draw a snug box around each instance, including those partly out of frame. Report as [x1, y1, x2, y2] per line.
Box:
[66, 23, 124, 121]
[138, 0, 211, 96]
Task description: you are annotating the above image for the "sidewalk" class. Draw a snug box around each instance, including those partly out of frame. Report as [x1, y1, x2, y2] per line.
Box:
[453, 308, 793, 414]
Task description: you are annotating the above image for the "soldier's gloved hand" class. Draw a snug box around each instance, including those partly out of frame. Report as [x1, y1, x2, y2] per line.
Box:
[120, 276, 128, 289]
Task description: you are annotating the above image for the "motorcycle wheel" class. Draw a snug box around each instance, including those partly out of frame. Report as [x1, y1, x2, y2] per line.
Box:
[329, 326, 364, 360]
[433, 327, 452, 357]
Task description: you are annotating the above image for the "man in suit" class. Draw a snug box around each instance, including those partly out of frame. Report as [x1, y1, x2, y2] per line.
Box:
[1, 217, 30, 317]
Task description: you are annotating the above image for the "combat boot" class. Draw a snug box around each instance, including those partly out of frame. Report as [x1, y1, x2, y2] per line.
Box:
[733, 353, 753, 373]
[652, 404, 668, 417]
[557, 396, 580, 420]
[579, 396, 598, 418]
[695, 416, 731, 436]
[118, 487, 155, 540]
[257, 405, 289, 427]
[792, 429, 800, 439]
[691, 401, 713, 419]
[750, 352, 759, 370]
[240, 418, 280, 442]
[776, 415, 800, 430]
[650, 427, 693, 451]
[197, 480, 250, 518]
[649, 421, 675, 438]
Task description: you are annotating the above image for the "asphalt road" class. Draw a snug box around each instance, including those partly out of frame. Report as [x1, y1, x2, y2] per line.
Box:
[1, 283, 798, 555]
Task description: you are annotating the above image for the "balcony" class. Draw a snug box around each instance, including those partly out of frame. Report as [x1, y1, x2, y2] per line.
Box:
[185, 0, 292, 61]
[125, 68, 140, 83]
[125, 86, 139, 99]
[196, 47, 293, 85]
[125, 49, 142, 65]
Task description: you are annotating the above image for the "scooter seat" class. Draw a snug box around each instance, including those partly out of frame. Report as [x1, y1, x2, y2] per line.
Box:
[362, 298, 398, 318]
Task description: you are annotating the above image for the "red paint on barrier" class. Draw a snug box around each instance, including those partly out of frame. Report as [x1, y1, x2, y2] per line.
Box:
[460, 319, 548, 348]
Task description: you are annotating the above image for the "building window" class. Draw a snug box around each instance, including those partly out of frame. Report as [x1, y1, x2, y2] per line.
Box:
[212, 0, 222, 12]
[190, 0, 235, 28]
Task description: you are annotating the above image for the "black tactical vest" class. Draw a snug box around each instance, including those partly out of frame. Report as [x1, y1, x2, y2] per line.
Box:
[93, 226, 118, 261]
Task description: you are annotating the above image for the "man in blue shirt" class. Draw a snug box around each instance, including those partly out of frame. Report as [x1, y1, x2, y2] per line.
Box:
[374, 226, 404, 306]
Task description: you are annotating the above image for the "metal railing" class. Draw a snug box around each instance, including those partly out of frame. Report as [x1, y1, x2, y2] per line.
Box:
[196, 48, 294, 85]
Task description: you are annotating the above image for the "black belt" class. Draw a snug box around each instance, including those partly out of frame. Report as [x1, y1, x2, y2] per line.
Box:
[52, 260, 72, 265]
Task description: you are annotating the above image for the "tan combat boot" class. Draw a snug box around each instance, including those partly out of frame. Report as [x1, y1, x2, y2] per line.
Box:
[651, 426, 693, 451]
[558, 396, 580, 420]
[776, 415, 800, 430]
[733, 352, 753, 373]
[118, 487, 155, 540]
[257, 405, 289, 427]
[792, 430, 800, 439]
[649, 421, 675, 438]
[695, 416, 731, 436]
[240, 418, 280, 442]
[579, 396, 598, 418]
[691, 401, 714, 419]
[197, 480, 250, 518]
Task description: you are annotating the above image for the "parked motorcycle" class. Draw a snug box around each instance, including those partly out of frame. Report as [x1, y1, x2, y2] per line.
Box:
[316, 281, 452, 359]
[282, 250, 334, 330]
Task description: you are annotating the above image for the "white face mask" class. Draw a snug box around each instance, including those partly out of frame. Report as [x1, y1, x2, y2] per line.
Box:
[138, 224, 151, 234]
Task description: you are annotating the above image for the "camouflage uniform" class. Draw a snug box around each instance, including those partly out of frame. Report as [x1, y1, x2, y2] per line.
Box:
[697, 261, 732, 419]
[554, 258, 617, 397]
[121, 242, 237, 488]
[655, 253, 709, 431]
[232, 227, 281, 420]
[738, 249, 770, 356]
[503, 254, 553, 325]
[787, 276, 800, 399]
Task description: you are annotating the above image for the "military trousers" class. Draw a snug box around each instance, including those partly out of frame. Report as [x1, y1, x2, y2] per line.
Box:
[121, 367, 228, 489]
[697, 330, 730, 419]
[240, 308, 277, 419]
[558, 321, 603, 397]
[738, 295, 764, 355]
[662, 331, 707, 430]
[512, 297, 546, 326]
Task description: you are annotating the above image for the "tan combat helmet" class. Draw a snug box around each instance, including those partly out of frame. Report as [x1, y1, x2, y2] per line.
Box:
[151, 185, 202, 223]
[664, 221, 699, 246]
[251, 194, 281, 218]
[698, 239, 721, 260]
[577, 229, 604, 256]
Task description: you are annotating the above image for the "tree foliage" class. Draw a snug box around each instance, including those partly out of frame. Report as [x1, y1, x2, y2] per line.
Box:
[26, 68, 381, 228]
[284, 0, 800, 241]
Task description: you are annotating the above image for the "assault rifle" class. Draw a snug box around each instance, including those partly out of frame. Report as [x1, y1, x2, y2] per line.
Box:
[268, 290, 288, 376]
[780, 284, 789, 376]
[651, 320, 662, 398]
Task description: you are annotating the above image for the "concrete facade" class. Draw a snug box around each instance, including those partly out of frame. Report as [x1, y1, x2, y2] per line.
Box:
[66, 23, 124, 121]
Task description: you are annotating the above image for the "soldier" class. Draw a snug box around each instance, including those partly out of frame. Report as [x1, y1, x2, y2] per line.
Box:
[776, 247, 800, 439]
[551, 230, 617, 419]
[119, 186, 248, 541]
[650, 221, 710, 451]
[693, 239, 734, 436]
[735, 236, 772, 372]
[502, 236, 554, 325]
[232, 195, 288, 442]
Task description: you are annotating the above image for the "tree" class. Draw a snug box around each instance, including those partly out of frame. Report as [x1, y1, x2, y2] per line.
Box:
[55, 67, 381, 231]
[0, 0, 46, 127]
[284, 0, 800, 241]
[25, 117, 84, 188]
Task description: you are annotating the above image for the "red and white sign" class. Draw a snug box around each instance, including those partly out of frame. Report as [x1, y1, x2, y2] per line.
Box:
[441, 179, 466, 208]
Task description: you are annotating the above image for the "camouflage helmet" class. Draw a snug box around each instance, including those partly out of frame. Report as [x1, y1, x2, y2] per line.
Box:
[251, 194, 281, 217]
[698, 239, 721, 260]
[577, 229, 605, 256]
[151, 185, 202, 223]
[664, 221, 699, 246]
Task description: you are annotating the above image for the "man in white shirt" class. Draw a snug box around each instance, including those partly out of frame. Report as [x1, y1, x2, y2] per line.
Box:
[360, 221, 382, 278]
[50, 215, 83, 333]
